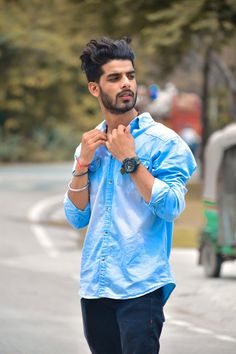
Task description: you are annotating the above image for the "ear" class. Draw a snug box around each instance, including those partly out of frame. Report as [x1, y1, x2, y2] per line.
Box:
[88, 82, 100, 98]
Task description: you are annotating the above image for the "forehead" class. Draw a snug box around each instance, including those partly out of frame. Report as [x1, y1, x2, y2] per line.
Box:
[101, 60, 134, 75]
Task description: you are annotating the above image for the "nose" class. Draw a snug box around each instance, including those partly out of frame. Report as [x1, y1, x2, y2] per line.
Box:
[121, 75, 131, 88]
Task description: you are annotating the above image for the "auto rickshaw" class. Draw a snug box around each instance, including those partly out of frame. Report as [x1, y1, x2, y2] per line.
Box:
[199, 123, 236, 277]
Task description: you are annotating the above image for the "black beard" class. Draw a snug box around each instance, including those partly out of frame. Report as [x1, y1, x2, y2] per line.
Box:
[99, 86, 137, 114]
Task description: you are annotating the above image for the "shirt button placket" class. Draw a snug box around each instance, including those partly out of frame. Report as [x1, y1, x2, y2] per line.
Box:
[99, 156, 114, 297]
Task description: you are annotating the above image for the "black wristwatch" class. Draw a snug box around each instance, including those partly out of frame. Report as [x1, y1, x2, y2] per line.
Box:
[120, 156, 141, 174]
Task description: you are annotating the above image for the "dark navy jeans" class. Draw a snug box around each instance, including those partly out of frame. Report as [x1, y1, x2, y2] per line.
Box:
[81, 287, 165, 354]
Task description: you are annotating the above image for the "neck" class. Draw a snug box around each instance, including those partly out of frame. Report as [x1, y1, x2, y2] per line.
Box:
[102, 108, 138, 134]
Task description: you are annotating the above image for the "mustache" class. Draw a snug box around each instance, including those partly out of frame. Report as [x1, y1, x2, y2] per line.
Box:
[117, 90, 134, 98]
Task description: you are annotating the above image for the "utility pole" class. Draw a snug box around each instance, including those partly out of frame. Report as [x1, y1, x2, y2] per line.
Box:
[200, 46, 211, 177]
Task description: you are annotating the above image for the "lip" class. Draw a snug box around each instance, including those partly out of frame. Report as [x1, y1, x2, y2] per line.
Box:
[120, 95, 132, 100]
[118, 91, 134, 99]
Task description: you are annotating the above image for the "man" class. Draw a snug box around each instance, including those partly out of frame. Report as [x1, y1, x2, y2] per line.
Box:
[64, 37, 196, 354]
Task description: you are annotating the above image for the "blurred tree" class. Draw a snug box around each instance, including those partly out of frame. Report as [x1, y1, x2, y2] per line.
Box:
[0, 0, 103, 161]
[83, 0, 236, 164]
[1, 0, 236, 162]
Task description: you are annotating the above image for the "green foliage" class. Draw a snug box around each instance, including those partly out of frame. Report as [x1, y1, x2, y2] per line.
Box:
[96, 0, 236, 72]
[0, 0, 102, 162]
[0, 123, 83, 162]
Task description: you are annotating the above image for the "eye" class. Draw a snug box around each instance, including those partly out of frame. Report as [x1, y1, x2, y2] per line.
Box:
[108, 75, 119, 82]
[128, 73, 135, 80]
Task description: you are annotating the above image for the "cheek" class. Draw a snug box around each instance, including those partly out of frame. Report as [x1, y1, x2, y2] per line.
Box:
[109, 90, 118, 102]
[103, 84, 118, 96]
[132, 81, 138, 91]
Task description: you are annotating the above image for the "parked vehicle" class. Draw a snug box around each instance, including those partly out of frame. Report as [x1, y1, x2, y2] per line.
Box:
[199, 123, 236, 277]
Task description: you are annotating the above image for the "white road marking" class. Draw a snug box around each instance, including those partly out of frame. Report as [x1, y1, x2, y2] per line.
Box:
[31, 224, 59, 258]
[189, 326, 214, 335]
[213, 335, 236, 343]
[169, 319, 190, 327]
[28, 195, 63, 222]
[167, 315, 236, 343]
[28, 195, 63, 258]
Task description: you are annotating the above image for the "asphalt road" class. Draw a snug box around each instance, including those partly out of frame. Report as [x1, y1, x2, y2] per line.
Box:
[0, 163, 236, 354]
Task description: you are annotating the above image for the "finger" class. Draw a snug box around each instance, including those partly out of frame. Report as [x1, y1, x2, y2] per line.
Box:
[89, 128, 105, 135]
[117, 124, 126, 134]
[125, 125, 131, 134]
[84, 129, 107, 140]
[107, 132, 112, 143]
[90, 139, 107, 150]
[87, 135, 107, 145]
[85, 133, 107, 143]
[94, 129, 107, 139]
[84, 131, 107, 142]
[83, 129, 98, 139]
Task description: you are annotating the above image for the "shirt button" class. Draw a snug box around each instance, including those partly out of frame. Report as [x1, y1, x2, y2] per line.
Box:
[104, 231, 108, 235]
[106, 207, 111, 212]
[108, 180, 113, 184]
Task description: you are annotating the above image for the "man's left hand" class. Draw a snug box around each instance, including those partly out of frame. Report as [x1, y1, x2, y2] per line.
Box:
[105, 124, 136, 162]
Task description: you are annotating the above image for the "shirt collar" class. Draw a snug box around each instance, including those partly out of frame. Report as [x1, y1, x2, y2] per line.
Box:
[97, 112, 154, 133]
[137, 112, 154, 129]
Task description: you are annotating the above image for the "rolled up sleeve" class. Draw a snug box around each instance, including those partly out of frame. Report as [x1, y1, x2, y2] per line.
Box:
[64, 193, 91, 229]
[148, 179, 187, 221]
[147, 137, 197, 221]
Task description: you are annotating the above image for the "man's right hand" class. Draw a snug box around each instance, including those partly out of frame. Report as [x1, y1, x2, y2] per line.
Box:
[79, 129, 107, 166]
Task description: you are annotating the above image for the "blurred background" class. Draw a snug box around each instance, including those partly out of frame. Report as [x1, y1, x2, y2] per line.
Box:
[1, 1, 236, 353]
[1, 0, 236, 163]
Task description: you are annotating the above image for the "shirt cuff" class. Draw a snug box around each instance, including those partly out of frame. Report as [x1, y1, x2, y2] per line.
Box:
[64, 192, 91, 228]
[149, 178, 170, 206]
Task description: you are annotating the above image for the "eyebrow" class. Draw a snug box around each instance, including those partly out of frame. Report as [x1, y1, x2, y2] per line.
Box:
[106, 70, 135, 78]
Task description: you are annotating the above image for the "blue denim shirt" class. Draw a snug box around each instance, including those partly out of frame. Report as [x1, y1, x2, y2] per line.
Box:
[64, 113, 197, 305]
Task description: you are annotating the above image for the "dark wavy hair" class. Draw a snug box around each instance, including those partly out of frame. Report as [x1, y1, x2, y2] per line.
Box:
[80, 37, 135, 82]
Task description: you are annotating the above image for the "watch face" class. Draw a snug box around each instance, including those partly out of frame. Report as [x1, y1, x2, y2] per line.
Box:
[124, 159, 136, 172]
[120, 157, 141, 174]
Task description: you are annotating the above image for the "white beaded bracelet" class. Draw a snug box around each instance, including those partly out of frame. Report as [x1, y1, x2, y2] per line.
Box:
[68, 181, 89, 192]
